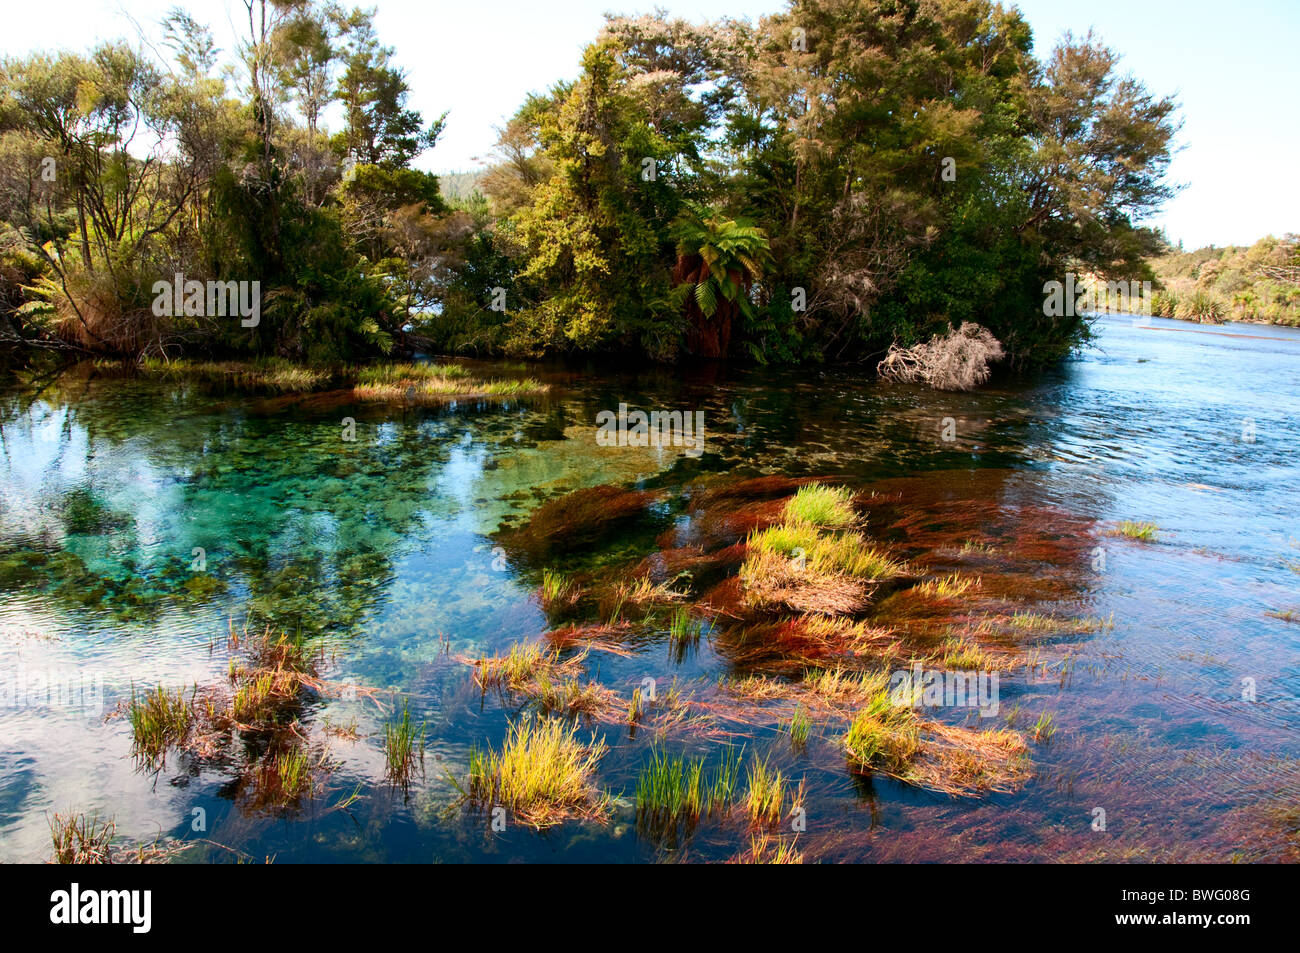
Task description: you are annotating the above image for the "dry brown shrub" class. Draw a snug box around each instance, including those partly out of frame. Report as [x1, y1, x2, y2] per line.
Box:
[877, 322, 1005, 391]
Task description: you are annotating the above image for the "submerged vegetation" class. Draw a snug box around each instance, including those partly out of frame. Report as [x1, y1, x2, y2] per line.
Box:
[447, 475, 1065, 834]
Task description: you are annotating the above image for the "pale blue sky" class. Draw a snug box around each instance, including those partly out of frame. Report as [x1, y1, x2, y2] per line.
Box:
[2, 0, 1295, 248]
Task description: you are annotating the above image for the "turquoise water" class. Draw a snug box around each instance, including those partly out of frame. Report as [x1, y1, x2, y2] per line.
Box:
[1, 314, 1299, 862]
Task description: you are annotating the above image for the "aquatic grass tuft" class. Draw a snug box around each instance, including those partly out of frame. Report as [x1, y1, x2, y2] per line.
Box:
[748, 525, 900, 580]
[708, 743, 746, 811]
[999, 611, 1114, 635]
[48, 812, 116, 864]
[784, 484, 859, 529]
[743, 753, 788, 826]
[803, 667, 892, 705]
[1108, 521, 1159, 542]
[730, 832, 804, 864]
[384, 700, 426, 787]
[635, 749, 702, 823]
[787, 704, 812, 748]
[476, 642, 549, 690]
[1031, 711, 1057, 743]
[465, 716, 608, 828]
[843, 688, 922, 774]
[635, 743, 747, 830]
[667, 606, 705, 645]
[127, 685, 193, 764]
[741, 491, 902, 618]
[912, 573, 979, 600]
[939, 636, 992, 670]
[271, 747, 312, 799]
[539, 569, 580, 615]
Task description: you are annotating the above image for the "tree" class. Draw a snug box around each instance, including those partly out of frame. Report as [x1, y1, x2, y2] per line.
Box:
[671, 203, 770, 357]
[334, 8, 444, 168]
[1017, 30, 1180, 274]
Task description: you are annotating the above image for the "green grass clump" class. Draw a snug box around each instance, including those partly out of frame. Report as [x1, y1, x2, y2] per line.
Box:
[743, 753, 789, 826]
[351, 362, 470, 384]
[273, 748, 312, 798]
[127, 685, 193, 764]
[636, 749, 706, 821]
[635, 743, 746, 825]
[785, 484, 858, 529]
[384, 700, 426, 786]
[787, 704, 812, 748]
[708, 744, 745, 811]
[747, 525, 900, 579]
[740, 486, 900, 616]
[1031, 711, 1057, 742]
[466, 716, 608, 828]
[940, 636, 991, 670]
[843, 689, 921, 774]
[1108, 521, 1159, 542]
[539, 569, 580, 613]
[231, 672, 275, 722]
[667, 606, 705, 645]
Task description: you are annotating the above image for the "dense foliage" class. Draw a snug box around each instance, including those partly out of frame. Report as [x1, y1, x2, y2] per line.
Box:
[1148, 234, 1300, 326]
[0, 0, 1185, 368]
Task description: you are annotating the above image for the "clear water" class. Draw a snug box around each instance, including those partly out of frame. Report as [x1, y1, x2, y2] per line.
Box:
[1, 312, 1298, 862]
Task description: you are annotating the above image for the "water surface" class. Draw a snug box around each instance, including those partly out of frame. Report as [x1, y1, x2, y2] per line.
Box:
[2, 313, 1298, 862]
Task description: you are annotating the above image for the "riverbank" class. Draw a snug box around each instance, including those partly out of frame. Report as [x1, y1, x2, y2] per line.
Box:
[90, 357, 549, 405]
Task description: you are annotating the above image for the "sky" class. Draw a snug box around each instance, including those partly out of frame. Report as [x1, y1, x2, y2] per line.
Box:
[1, 0, 1295, 249]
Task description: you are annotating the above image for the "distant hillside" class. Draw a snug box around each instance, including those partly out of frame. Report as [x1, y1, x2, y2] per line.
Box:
[437, 170, 485, 203]
[1149, 235, 1300, 325]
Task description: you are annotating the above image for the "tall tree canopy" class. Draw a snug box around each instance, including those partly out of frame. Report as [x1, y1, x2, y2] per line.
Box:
[0, 0, 1181, 369]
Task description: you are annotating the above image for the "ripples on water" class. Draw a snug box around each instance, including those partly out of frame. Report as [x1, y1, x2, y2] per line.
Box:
[0, 313, 1298, 862]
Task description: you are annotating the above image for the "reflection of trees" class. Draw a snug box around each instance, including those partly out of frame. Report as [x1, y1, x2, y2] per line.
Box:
[0, 367, 500, 636]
